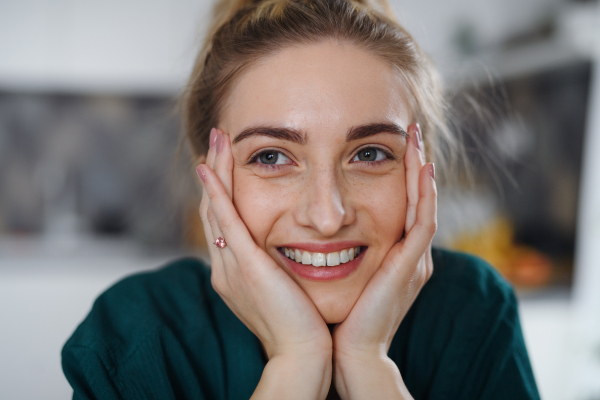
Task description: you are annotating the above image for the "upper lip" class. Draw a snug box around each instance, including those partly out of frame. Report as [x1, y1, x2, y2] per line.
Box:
[279, 241, 366, 253]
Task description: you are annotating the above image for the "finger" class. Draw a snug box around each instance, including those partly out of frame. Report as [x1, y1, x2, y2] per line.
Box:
[208, 127, 218, 163]
[400, 162, 437, 267]
[425, 245, 434, 281]
[201, 176, 233, 290]
[213, 131, 234, 199]
[196, 164, 225, 273]
[205, 131, 234, 265]
[197, 163, 261, 260]
[205, 206, 228, 271]
[200, 128, 219, 218]
[195, 128, 222, 262]
[405, 123, 425, 232]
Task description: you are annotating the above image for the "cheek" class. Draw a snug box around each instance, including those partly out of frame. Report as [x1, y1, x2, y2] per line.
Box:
[352, 174, 407, 244]
[232, 170, 291, 247]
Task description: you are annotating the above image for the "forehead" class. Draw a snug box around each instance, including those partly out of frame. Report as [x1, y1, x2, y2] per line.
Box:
[220, 40, 411, 138]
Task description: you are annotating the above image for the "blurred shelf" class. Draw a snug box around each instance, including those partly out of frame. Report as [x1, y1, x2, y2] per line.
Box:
[447, 38, 593, 87]
[0, 74, 185, 97]
[0, 234, 207, 275]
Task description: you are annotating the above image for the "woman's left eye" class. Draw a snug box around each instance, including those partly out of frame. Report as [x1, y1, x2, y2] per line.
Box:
[351, 147, 389, 163]
[253, 150, 292, 166]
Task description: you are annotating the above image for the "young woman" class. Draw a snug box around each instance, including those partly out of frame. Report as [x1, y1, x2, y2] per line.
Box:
[62, 0, 540, 398]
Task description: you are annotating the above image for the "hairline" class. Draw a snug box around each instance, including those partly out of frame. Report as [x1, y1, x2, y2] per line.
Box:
[213, 37, 418, 143]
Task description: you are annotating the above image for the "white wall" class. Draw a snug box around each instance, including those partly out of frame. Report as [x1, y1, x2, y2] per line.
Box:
[0, 238, 181, 400]
[0, 0, 562, 94]
[568, 5, 600, 397]
[395, 0, 562, 64]
[573, 0, 600, 324]
[0, 0, 210, 94]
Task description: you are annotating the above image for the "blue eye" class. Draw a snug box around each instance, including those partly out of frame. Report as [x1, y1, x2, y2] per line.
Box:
[352, 147, 388, 163]
[255, 150, 291, 165]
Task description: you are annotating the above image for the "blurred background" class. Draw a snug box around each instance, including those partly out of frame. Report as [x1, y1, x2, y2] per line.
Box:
[1, 0, 599, 398]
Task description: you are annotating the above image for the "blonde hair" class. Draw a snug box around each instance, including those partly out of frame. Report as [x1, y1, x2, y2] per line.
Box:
[180, 0, 459, 178]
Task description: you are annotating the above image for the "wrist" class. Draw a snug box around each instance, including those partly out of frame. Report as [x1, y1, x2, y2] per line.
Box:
[264, 333, 332, 361]
[252, 352, 332, 400]
[334, 353, 412, 400]
[334, 349, 389, 380]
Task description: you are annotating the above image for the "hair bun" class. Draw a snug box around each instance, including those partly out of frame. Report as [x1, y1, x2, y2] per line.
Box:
[210, 0, 398, 33]
[348, 0, 397, 20]
[211, 0, 255, 28]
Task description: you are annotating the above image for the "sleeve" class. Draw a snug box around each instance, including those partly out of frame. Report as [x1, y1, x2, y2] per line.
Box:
[62, 346, 123, 400]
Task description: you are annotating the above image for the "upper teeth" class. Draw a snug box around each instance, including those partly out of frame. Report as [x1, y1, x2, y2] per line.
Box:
[282, 246, 362, 267]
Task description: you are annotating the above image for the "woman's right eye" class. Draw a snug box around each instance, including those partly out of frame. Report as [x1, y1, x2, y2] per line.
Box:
[251, 150, 292, 167]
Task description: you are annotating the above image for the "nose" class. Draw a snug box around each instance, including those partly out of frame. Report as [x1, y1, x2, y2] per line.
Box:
[296, 165, 352, 237]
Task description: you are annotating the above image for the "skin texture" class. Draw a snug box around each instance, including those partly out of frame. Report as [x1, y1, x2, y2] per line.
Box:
[221, 41, 410, 323]
[196, 39, 437, 399]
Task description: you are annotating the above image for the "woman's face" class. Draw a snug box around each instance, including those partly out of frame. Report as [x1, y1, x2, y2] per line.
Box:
[219, 40, 411, 323]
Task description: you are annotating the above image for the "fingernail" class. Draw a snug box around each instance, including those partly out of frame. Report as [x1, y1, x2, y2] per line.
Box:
[209, 128, 217, 149]
[429, 163, 435, 180]
[408, 123, 420, 150]
[216, 133, 224, 154]
[413, 131, 421, 150]
[415, 123, 423, 143]
[196, 164, 206, 183]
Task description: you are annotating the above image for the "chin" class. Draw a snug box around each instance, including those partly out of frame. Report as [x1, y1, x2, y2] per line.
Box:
[311, 291, 356, 324]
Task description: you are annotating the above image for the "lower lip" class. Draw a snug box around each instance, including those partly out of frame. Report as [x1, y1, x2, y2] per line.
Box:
[280, 248, 366, 281]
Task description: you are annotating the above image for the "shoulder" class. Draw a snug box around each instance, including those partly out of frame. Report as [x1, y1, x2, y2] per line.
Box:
[62, 257, 218, 367]
[427, 247, 516, 307]
[400, 247, 519, 341]
[413, 248, 520, 347]
[62, 257, 264, 398]
[393, 248, 540, 399]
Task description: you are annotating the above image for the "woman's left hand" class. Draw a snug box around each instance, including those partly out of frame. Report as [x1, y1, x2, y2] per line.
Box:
[332, 124, 437, 400]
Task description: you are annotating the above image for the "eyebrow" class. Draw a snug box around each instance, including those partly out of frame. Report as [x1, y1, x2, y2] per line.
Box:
[232, 126, 306, 145]
[231, 122, 408, 145]
[347, 122, 408, 141]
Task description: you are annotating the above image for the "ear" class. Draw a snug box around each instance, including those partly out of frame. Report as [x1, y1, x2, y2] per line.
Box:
[196, 154, 207, 165]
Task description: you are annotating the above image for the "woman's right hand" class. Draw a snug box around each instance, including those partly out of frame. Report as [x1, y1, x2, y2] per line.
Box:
[196, 128, 332, 399]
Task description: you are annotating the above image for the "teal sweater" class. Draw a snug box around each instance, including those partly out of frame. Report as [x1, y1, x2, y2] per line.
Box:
[62, 249, 540, 399]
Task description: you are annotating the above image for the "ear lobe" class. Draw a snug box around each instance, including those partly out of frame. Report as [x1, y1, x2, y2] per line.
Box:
[196, 154, 207, 165]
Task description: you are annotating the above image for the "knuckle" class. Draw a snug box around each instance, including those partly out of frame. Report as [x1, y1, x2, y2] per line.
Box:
[425, 220, 438, 235]
[219, 214, 241, 234]
[415, 219, 437, 237]
[413, 263, 429, 288]
[426, 265, 434, 281]
[206, 209, 217, 226]
[199, 207, 208, 222]
[199, 197, 208, 211]
[207, 186, 222, 201]
[420, 264, 429, 283]
[417, 270, 427, 288]
[389, 252, 407, 276]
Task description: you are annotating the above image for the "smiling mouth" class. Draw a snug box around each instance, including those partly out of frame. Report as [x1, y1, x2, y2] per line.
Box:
[278, 246, 363, 267]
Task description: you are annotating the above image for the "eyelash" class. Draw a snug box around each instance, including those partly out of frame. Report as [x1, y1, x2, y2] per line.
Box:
[248, 146, 396, 170]
[350, 146, 396, 166]
[248, 148, 293, 170]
